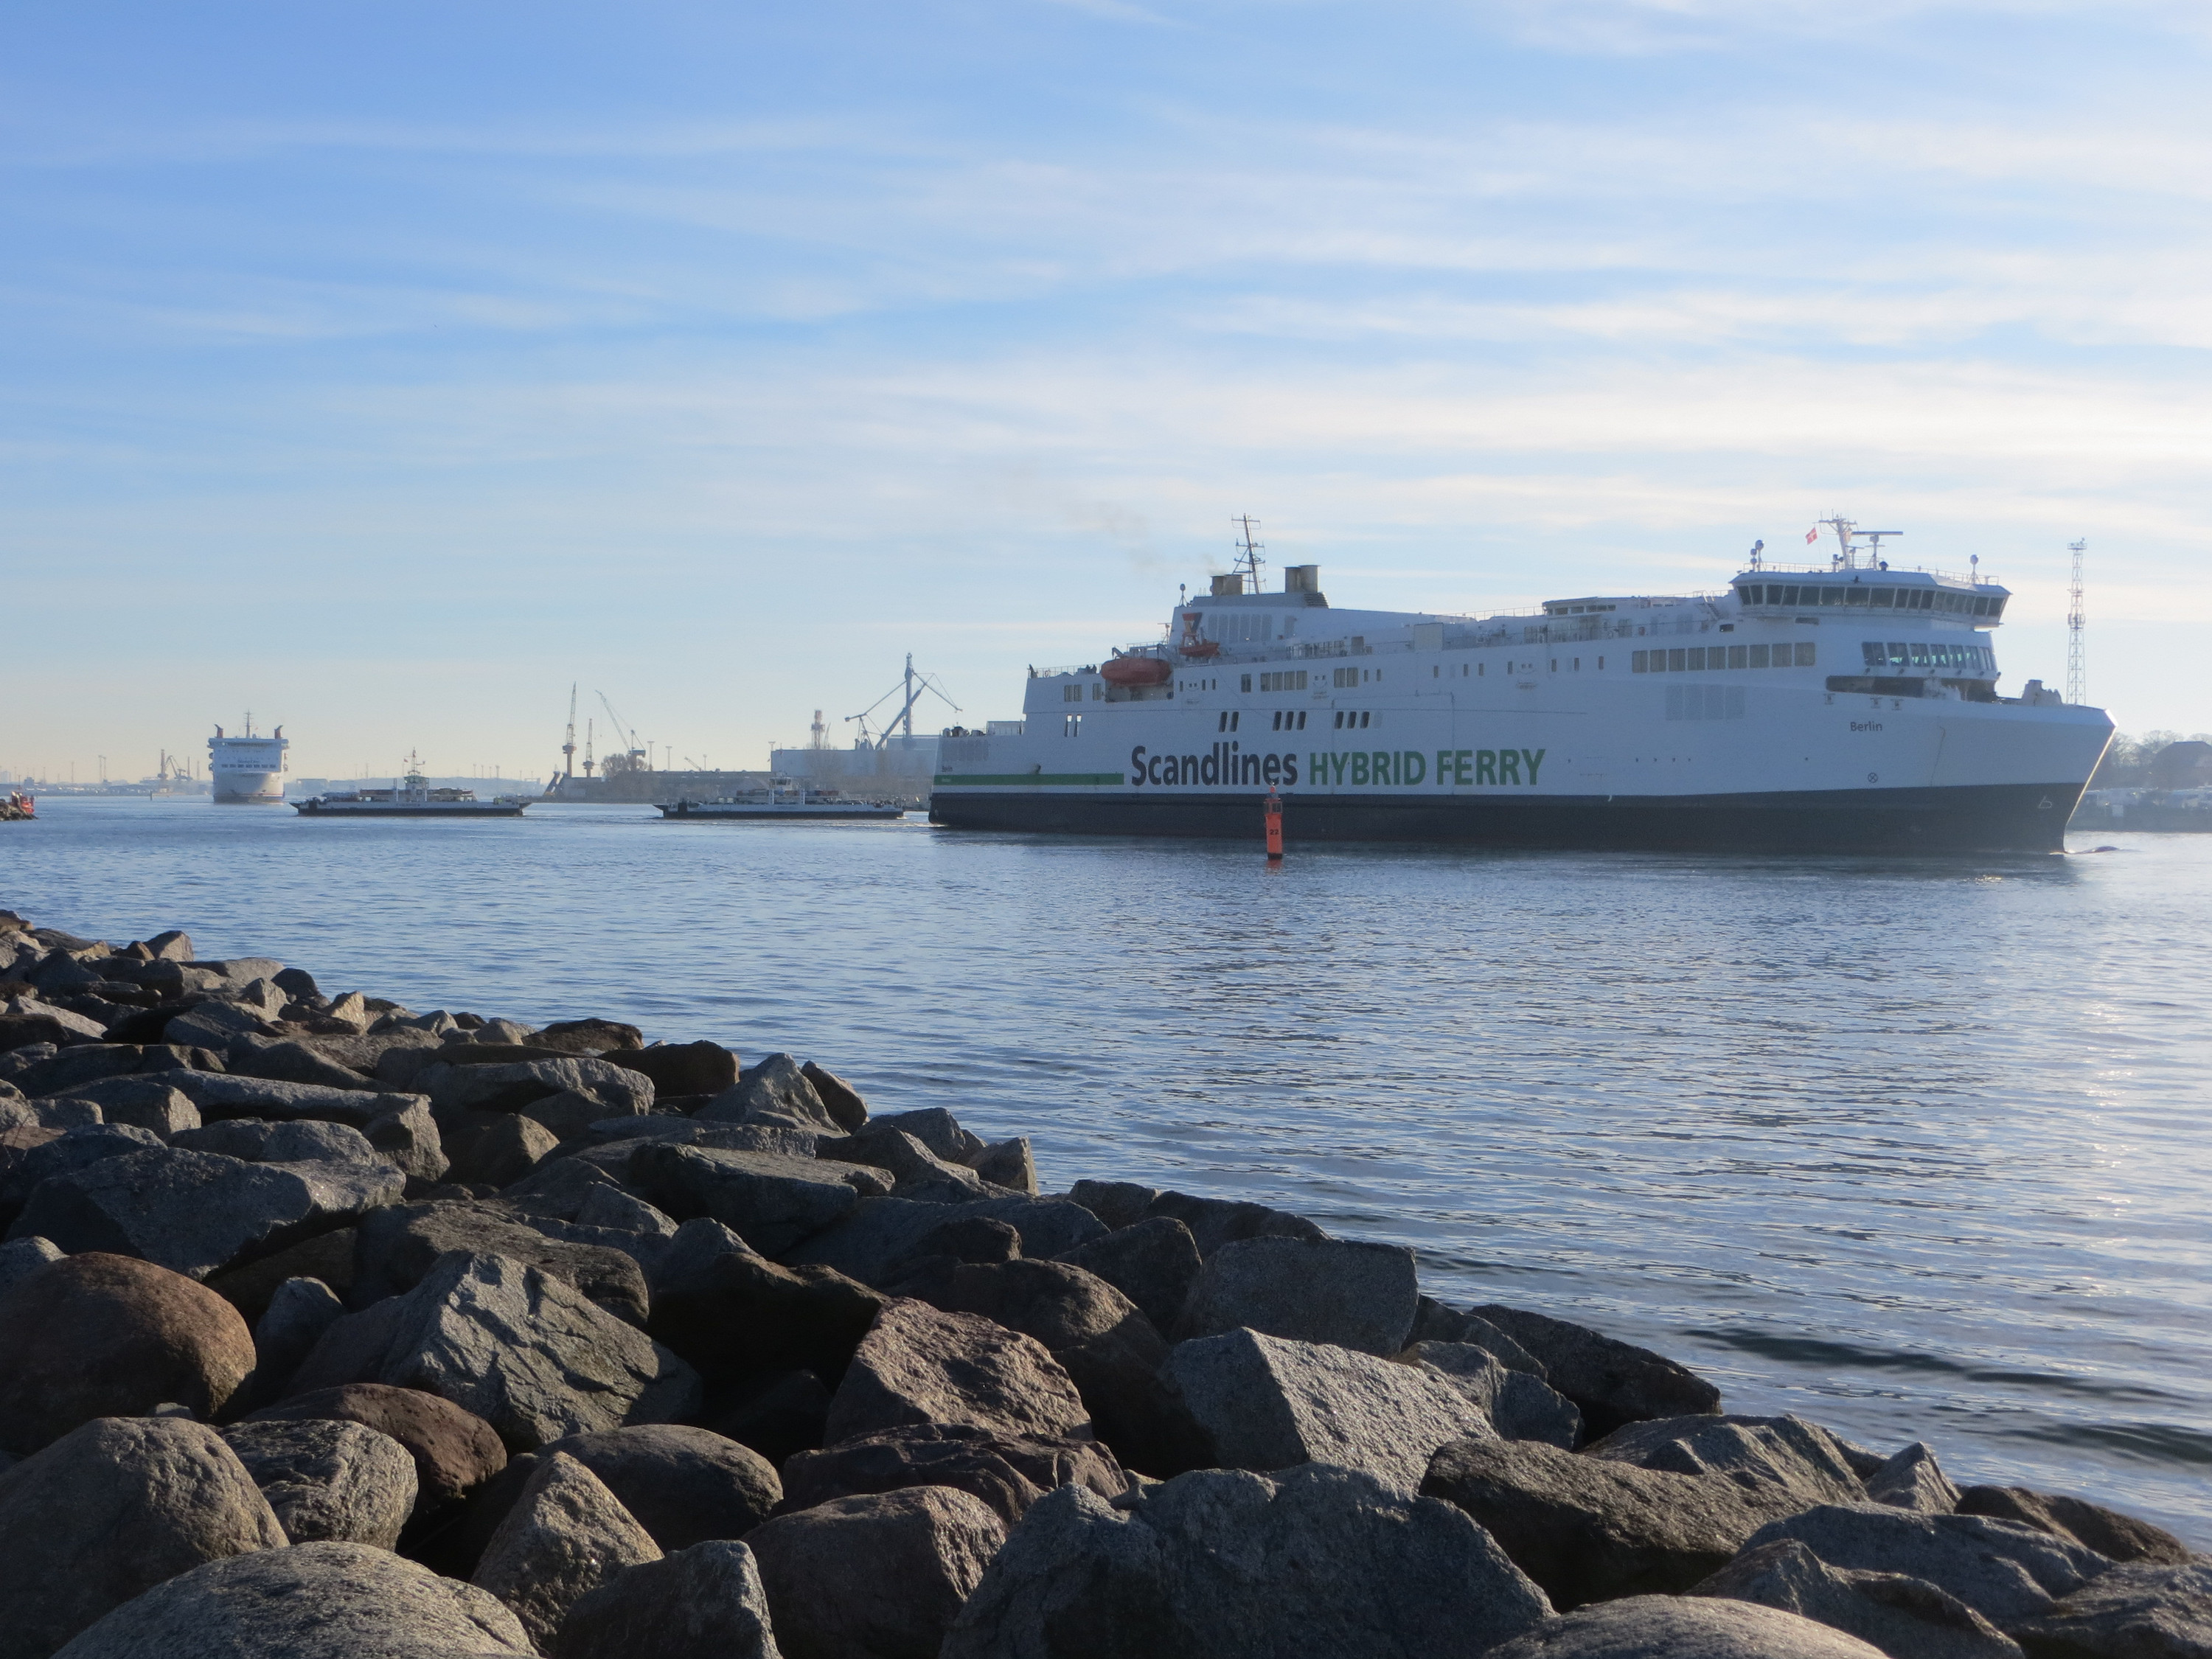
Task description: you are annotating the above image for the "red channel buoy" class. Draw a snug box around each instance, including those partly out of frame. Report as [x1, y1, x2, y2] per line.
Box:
[1264, 789, 1283, 860]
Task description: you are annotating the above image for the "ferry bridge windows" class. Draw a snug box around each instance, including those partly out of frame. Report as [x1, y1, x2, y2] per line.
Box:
[1259, 671, 1308, 692]
[1061, 683, 1085, 703]
[1636, 643, 1814, 672]
[1333, 667, 1359, 689]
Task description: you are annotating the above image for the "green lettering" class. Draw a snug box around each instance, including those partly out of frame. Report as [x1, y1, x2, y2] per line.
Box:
[1434, 749, 1453, 785]
[1351, 752, 1371, 785]
[1499, 749, 1522, 785]
[1453, 750, 1472, 786]
[1404, 751, 1427, 785]
[1523, 748, 1545, 785]
[1475, 749, 1497, 785]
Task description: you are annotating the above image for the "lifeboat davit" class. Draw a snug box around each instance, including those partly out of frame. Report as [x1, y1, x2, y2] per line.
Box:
[1101, 654, 1173, 688]
[1179, 640, 1222, 659]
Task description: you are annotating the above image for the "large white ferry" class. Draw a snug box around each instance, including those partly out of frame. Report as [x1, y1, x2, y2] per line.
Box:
[208, 717, 288, 804]
[928, 521, 2113, 854]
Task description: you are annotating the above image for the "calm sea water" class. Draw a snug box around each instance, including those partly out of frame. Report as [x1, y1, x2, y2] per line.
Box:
[8, 797, 2210, 1542]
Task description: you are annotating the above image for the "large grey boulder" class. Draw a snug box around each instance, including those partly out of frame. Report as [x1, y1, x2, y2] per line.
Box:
[1067, 1180, 1327, 1256]
[1, 1123, 164, 1210]
[698, 1052, 841, 1133]
[166, 1071, 419, 1129]
[1177, 1236, 1419, 1355]
[887, 1256, 1195, 1475]
[1583, 1415, 1866, 1512]
[449, 1425, 782, 1574]
[354, 1200, 653, 1326]
[224, 1035, 383, 1092]
[364, 1097, 448, 1182]
[51, 1540, 534, 1658]
[285, 1250, 700, 1450]
[0, 1234, 61, 1297]
[2005, 1559, 2212, 1657]
[550, 1540, 782, 1659]
[825, 1298, 1095, 1444]
[1054, 1216, 1202, 1334]
[49, 1076, 200, 1136]
[783, 1422, 1129, 1528]
[1693, 1540, 2025, 1658]
[420, 1056, 653, 1118]
[745, 1486, 1006, 1659]
[172, 1116, 380, 1164]
[0, 1417, 288, 1659]
[1955, 1485, 2196, 1565]
[220, 1416, 419, 1547]
[819, 1124, 996, 1201]
[1487, 1596, 1890, 1657]
[785, 1196, 1107, 1285]
[628, 1141, 888, 1256]
[11, 1146, 403, 1279]
[943, 1463, 1552, 1659]
[473, 1453, 662, 1649]
[1742, 1506, 2113, 1627]
[0, 1252, 256, 1454]
[1166, 1326, 1493, 1494]
[1471, 1305, 1722, 1439]
[1863, 1442, 1961, 1512]
[1406, 1341, 1582, 1447]
[1421, 1435, 1778, 1608]
[243, 1274, 348, 1407]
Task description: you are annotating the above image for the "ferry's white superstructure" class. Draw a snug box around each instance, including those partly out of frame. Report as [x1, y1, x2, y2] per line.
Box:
[207, 717, 288, 804]
[929, 532, 2114, 854]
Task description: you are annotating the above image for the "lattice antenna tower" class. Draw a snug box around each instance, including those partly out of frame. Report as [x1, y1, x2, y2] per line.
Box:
[2066, 538, 2087, 705]
[1231, 515, 1266, 591]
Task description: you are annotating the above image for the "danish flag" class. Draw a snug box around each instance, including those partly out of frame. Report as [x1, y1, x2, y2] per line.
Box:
[1804, 527, 1819, 544]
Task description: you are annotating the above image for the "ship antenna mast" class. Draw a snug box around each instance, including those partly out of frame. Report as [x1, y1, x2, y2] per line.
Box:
[1819, 514, 1857, 570]
[2067, 538, 2087, 706]
[1231, 515, 1266, 591]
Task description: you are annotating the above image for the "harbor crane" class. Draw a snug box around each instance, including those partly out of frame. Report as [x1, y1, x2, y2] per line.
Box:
[846, 655, 959, 748]
[596, 692, 650, 776]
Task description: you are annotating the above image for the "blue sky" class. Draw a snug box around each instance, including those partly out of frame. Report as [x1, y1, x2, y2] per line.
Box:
[5, 1, 2209, 782]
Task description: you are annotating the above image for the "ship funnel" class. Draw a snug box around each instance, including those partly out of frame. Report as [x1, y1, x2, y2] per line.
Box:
[1209, 574, 1244, 597]
[1284, 565, 1320, 594]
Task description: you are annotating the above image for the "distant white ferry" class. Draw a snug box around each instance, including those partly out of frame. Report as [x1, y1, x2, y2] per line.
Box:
[928, 521, 2114, 854]
[209, 717, 288, 804]
[295, 754, 529, 819]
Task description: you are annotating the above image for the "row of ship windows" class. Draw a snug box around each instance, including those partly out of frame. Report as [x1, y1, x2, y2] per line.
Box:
[1636, 644, 1816, 672]
[1736, 582, 2006, 619]
[1861, 641, 1992, 672]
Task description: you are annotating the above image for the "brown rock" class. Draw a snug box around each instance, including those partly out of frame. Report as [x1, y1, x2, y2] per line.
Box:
[204, 1226, 357, 1322]
[608, 1041, 739, 1099]
[247, 1381, 507, 1509]
[782, 1422, 1128, 1528]
[1955, 1484, 2196, 1565]
[747, 1486, 1006, 1659]
[824, 1298, 1094, 1446]
[0, 1252, 254, 1455]
[800, 1061, 868, 1131]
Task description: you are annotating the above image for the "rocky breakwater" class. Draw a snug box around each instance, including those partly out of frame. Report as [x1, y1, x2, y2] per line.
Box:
[0, 905, 2205, 1659]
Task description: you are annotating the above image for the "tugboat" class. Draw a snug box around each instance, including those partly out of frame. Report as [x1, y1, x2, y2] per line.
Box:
[295, 754, 530, 818]
[928, 516, 2115, 854]
[0, 790, 32, 821]
[656, 782, 905, 821]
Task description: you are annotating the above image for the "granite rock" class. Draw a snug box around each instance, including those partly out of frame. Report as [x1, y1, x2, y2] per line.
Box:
[824, 1297, 1095, 1445]
[1472, 1304, 1723, 1439]
[247, 1381, 508, 1509]
[1692, 1540, 2025, 1659]
[550, 1539, 782, 1659]
[1168, 1326, 1493, 1493]
[1176, 1235, 1420, 1356]
[473, 1452, 663, 1649]
[1486, 1596, 1891, 1658]
[220, 1416, 418, 1546]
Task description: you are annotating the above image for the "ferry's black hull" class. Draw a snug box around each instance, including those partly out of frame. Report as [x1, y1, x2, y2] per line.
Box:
[929, 782, 2085, 855]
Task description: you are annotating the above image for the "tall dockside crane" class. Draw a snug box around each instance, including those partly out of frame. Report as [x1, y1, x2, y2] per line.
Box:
[548, 683, 579, 793]
[2067, 539, 2087, 706]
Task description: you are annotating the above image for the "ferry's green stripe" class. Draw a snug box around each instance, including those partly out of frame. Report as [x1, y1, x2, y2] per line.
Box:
[933, 773, 1124, 787]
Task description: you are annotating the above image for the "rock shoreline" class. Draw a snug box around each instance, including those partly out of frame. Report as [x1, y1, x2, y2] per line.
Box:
[0, 909, 2202, 1659]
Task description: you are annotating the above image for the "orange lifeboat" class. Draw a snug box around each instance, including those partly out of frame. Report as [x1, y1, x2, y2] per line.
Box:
[1101, 653, 1172, 688]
